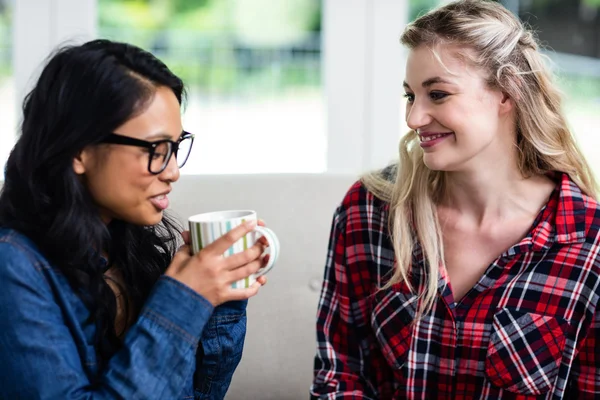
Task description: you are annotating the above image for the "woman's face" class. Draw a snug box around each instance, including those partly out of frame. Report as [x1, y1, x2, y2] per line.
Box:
[403, 44, 515, 172]
[73, 86, 183, 226]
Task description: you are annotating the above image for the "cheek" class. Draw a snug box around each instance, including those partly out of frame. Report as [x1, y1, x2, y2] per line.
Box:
[85, 156, 154, 215]
[447, 102, 496, 138]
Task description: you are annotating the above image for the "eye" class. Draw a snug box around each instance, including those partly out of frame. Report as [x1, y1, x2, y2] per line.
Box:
[403, 92, 415, 103]
[429, 91, 448, 101]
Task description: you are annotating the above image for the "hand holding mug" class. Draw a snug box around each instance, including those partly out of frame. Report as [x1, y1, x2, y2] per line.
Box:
[166, 210, 280, 306]
[166, 220, 266, 306]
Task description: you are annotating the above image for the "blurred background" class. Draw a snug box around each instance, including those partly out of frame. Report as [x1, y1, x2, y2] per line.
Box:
[0, 0, 599, 176]
[0, 3, 599, 398]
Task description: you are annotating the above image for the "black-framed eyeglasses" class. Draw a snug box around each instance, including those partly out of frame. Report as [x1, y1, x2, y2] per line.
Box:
[102, 131, 195, 175]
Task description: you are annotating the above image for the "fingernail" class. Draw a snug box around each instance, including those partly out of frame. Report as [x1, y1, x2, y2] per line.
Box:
[246, 220, 256, 228]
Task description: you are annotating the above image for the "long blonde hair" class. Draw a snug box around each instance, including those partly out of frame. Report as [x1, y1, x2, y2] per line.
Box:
[362, 0, 599, 314]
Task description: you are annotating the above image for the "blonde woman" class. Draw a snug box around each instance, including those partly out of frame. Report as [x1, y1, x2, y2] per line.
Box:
[311, 1, 600, 399]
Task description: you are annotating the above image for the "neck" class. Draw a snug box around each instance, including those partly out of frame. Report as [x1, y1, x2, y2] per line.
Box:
[440, 157, 553, 227]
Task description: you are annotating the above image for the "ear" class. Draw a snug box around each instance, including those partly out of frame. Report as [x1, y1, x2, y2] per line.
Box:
[72, 148, 92, 175]
[499, 92, 514, 115]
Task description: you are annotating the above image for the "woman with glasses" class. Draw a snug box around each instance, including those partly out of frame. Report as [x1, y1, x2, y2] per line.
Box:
[0, 39, 266, 399]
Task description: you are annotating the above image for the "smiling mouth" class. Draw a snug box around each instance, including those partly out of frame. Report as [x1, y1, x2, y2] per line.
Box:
[420, 132, 453, 142]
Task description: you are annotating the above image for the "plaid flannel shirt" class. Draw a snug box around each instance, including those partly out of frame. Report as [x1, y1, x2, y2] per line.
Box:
[311, 173, 600, 399]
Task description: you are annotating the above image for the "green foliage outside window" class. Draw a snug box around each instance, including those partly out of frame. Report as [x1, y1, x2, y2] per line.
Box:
[98, 0, 322, 97]
[0, 0, 11, 80]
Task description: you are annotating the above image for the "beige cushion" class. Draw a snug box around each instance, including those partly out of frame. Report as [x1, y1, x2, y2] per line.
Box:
[170, 174, 356, 400]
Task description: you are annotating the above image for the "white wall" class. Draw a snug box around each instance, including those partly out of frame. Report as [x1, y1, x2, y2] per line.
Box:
[14, 0, 97, 107]
[325, 0, 408, 173]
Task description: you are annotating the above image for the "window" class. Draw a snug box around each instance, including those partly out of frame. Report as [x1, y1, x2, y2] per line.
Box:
[0, 0, 14, 171]
[515, 0, 600, 174]
[97, 0, 325, 174]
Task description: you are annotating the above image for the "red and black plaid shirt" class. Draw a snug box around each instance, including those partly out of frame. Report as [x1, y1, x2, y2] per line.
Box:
[311, 173, 600, 399]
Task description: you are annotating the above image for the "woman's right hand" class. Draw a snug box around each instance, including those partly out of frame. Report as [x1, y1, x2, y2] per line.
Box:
[165, 220, 266, 306]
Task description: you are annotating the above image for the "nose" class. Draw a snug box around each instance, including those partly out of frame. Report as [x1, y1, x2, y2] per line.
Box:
[405, 98, 433, 131]
[159, 153, 180, 183]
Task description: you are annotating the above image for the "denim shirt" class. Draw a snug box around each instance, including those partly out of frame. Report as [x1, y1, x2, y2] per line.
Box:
[0, 228, 246, 399]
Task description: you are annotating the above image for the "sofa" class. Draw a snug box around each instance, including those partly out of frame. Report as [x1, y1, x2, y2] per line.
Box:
[169, 173, 357, 400]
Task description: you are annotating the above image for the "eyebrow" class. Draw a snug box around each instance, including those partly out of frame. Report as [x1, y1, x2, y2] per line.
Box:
[146, 131, 182, 141]
[403, 77, 456, 89]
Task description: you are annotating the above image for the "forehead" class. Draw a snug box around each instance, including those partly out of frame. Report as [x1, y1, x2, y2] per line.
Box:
[116, 86, 183, 141]
[405, 44, 488, 86]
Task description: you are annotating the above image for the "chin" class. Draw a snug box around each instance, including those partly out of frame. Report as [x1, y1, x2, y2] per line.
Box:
[422, 153, 463, 172]
[144, 212, 164, 226]
[122, 211, 164, 226]
[423, 156, 449, 171]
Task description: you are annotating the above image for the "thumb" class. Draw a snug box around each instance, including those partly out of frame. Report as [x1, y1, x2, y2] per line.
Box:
[167, 245, 192, 274]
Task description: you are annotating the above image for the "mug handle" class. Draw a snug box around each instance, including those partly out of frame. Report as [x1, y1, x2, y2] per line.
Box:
[252, 226, 279, 277]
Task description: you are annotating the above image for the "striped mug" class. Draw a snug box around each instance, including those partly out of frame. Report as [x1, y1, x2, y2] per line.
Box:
[188, 210, 280, 289]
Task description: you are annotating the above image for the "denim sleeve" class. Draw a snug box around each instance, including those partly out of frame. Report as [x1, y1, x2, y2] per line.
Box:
[0, 241, 214, 400]
[194, 300, 248, 400]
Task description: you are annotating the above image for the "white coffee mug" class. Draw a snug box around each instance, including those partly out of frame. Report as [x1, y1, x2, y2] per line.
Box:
[188, 210, 280, 288]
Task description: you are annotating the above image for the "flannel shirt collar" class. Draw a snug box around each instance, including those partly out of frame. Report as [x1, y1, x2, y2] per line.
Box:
[530, 173, 592, 251]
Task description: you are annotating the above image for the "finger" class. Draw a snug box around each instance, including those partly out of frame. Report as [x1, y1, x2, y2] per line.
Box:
[256, 220, 268, 245]
[167, 245, 192, 273]
[224, 283, 262, 301]
[256, 218, 269, 246]
[256, 276, 268, 285]
[181, 230, 191, 245]
[205, 220, 257, 255]
[248, 280, 263, 290]
[258, 235, 269, 246]
[229, 258, 264, 281]
[177, 243, 193, 256]
[176, 244, 192, 257]
[224, 242, 265, 271]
